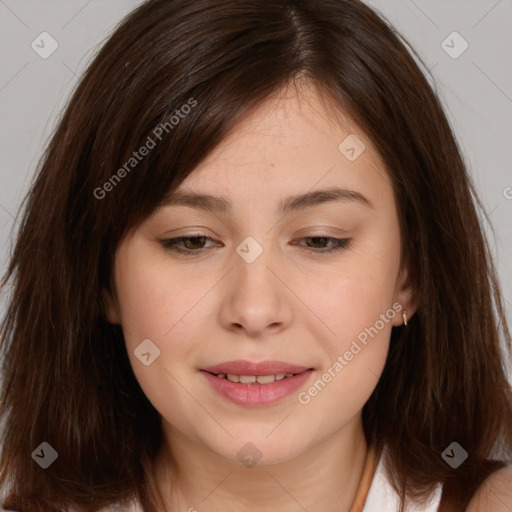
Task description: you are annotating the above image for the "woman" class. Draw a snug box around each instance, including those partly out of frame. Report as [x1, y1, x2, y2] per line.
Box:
[1, 0, 511, 510]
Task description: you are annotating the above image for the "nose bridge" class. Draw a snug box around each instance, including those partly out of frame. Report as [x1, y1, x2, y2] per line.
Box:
[219, 233, 292, 335]
[234, 234, 279, 303]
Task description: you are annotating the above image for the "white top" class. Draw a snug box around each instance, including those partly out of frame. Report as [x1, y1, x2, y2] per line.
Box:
[363, 447, 443, 511]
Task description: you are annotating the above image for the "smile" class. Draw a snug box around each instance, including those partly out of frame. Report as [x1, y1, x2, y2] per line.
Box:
[200, 367, 314, 406]
[211, 372, 296, 384]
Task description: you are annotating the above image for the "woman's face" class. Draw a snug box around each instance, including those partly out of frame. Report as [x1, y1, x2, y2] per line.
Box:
[106, 82, 416, 466]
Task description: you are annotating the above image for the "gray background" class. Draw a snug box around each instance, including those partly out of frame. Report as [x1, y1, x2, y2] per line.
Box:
[0, 0, 511, 383]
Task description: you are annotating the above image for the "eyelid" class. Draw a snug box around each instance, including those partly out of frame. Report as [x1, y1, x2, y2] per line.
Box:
[159, 232, 351, 256]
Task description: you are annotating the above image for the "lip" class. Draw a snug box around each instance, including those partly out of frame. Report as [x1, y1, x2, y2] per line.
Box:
[200, 360, 314, 407]
[201, 359, 312, 376]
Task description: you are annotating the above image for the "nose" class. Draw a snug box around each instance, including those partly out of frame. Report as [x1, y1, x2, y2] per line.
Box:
[217, 245, 294, 338]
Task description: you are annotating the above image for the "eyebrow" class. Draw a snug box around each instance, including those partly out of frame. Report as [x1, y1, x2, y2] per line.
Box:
[159, 186, 374, 216]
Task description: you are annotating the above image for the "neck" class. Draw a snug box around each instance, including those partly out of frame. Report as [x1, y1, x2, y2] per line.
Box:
[153, 414, 369, 512]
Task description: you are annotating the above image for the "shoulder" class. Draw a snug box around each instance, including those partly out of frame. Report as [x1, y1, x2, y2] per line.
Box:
[466, 464, 512, 512]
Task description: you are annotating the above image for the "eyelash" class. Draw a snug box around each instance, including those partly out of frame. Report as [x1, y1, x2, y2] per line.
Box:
[160, 234, 351, 256]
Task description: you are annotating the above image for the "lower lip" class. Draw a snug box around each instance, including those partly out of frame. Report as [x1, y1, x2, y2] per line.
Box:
[201, 370, 314, 406]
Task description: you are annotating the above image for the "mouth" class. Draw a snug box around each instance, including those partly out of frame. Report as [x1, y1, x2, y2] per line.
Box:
[201, 359, 312, 376]
[200, 360, 314, 406]
[205, 372, 299, 384]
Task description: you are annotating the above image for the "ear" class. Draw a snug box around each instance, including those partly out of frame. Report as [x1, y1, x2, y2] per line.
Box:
[391, 264, 419, 327]
[101, 286, 121, 324]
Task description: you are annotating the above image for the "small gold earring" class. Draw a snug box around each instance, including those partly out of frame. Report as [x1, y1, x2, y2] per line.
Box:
[403, 310, 408, 326]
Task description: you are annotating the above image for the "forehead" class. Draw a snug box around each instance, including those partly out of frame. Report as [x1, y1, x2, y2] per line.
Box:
[163, 83, 392, 214]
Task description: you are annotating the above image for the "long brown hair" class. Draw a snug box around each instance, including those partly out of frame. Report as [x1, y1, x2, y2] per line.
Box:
[1, 0, 511, 511]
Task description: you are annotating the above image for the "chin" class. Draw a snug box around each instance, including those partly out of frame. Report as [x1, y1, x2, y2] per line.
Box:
[209, 434, 308, 467]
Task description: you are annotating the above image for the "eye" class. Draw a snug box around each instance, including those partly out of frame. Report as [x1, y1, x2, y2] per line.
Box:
[159, 234, 351, 256]
[160, 234, 218, 255]
[295, 236, 351, 254]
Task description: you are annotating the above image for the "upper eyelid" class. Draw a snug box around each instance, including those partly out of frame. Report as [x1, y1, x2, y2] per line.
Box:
[160, 234, 350, 250]
[162, 233, 345, 242]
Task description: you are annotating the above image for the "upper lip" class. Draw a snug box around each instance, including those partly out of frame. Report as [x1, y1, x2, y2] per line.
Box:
[201, 360, 313, 376]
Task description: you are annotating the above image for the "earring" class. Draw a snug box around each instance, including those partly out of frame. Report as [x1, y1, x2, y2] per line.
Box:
[403, 310, 408, 326]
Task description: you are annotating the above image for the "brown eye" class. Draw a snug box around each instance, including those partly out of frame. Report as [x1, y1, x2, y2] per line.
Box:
[295, 236, 351, 254]
[160, 234, 219, 255]
[160, 234, 351, 257]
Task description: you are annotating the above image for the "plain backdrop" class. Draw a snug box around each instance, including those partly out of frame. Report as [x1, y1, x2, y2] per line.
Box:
[0, 0, 511, 380]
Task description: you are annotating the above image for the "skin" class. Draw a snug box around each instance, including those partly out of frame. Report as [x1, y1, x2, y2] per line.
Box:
[467, 465, 512, 512]
[105, 81, 418, 512]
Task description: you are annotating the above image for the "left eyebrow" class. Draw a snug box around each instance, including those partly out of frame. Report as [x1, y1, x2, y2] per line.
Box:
[159, 186, 374, 216]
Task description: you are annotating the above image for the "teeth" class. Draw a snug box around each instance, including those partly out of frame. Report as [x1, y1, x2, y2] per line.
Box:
[217, 373, 296, 384]
[255, 374, 275, 384]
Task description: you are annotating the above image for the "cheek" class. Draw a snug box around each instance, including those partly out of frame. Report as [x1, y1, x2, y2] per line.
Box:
[296, 273, 396, 423]
[312, 278, 394, 391]
[113, 251, 212, 404]
[301, 229, 400, 395]
[114, 254, 201, 351]
[309, 245, 399, 349]
[113, 258, 205, 431]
